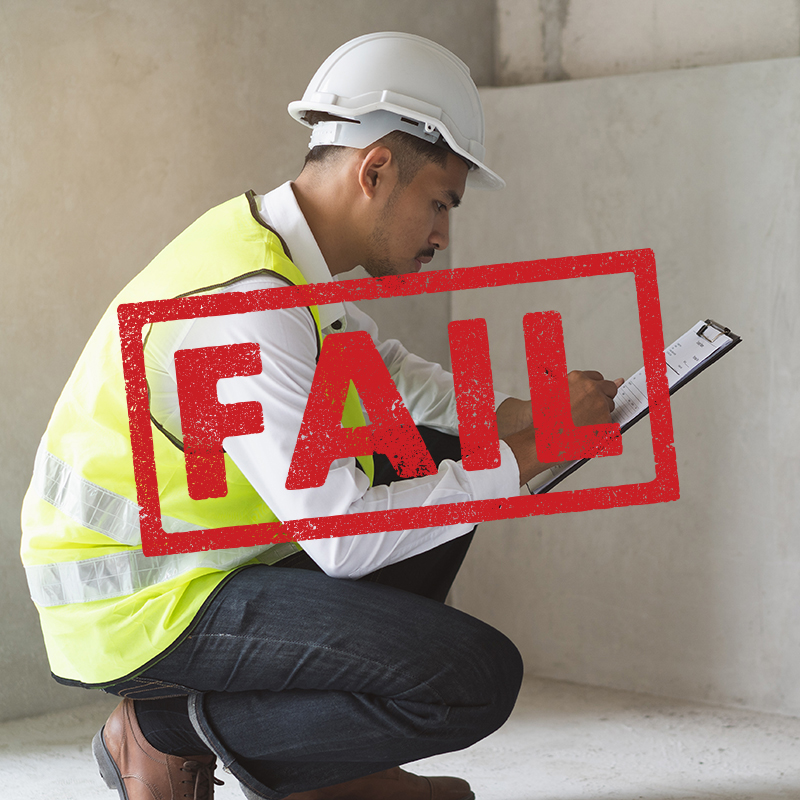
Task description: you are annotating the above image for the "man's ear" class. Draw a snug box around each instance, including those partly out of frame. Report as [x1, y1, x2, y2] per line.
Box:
[357, 146, 394, 200]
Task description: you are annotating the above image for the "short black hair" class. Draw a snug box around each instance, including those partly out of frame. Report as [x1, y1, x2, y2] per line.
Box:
[301, 111, 451, 186]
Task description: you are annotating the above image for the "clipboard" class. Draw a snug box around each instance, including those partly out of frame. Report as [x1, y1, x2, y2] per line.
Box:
[528, 319, 742, 495]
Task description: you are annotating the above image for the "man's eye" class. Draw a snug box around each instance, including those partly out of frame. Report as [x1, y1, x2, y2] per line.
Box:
[436, 202, 447, 212]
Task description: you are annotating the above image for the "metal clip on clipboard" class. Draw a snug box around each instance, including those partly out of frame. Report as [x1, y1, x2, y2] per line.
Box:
[698, 319, 735, 343]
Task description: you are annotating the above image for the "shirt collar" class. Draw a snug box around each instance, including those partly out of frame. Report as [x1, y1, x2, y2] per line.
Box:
[256, 181, 345, 330]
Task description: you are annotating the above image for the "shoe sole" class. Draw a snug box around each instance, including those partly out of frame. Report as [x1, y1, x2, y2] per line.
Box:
[92, 725, 128, 800]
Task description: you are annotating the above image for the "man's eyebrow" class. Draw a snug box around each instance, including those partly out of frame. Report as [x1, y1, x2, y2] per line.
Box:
[443, 190, 461, 209]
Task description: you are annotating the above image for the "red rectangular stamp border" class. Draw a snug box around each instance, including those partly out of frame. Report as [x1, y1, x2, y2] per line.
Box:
[118, 248, 678, 557]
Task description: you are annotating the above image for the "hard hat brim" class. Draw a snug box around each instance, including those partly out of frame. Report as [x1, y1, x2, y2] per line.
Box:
[289, 100, 504, 191]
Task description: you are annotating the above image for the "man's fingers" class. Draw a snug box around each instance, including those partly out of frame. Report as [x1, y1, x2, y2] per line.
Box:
[574, 371, 623, 395]
[589, 376, 621, 411]
[590, 377, 620, 413]
[599, 380, 618, 412]
[602, 378, 624, 412]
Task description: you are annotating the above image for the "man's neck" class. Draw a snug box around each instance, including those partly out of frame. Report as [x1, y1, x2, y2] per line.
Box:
[290, 174, 360, 277]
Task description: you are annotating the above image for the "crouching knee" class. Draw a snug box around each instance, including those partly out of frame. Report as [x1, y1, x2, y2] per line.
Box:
[474, 625, 524, 735]
[438, 615, 523, 749]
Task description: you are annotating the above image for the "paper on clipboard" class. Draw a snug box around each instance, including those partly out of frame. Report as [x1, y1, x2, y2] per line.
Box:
[527, 319, 741, 494]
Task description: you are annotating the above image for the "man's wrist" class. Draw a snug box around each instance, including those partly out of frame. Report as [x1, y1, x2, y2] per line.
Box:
[502, 425, 551, 487]
[496, 397, 533, 440]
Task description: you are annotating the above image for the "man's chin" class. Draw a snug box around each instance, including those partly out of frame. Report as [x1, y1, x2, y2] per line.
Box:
[361, 260, 401, 279]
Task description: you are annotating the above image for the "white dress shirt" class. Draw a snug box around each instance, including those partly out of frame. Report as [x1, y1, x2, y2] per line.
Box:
[145, 182, 520, 579]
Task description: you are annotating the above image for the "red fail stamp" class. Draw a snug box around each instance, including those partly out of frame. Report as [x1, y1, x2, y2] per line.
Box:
[118, 248, 678, 557]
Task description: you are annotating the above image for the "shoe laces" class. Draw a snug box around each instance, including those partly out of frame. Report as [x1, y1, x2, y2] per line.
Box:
[180, 759, 224, 800]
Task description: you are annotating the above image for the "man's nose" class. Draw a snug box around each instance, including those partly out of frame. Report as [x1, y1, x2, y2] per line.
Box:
[430, 213, 450, 251]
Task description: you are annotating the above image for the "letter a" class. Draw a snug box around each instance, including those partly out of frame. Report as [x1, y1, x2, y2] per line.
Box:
[286, 331, 437, 489]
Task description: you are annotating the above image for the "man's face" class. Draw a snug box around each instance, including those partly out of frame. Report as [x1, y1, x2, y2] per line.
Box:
[361, 153, 469, 278]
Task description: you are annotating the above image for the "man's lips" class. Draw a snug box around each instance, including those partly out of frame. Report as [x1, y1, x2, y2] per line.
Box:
[414, 254, 434, 271]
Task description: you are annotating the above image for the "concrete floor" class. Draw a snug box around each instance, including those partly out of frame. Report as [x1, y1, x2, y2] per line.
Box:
[1, 678, 800, 800]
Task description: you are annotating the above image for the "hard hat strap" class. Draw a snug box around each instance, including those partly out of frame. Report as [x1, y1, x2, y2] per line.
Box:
[308, 109, 441, 151]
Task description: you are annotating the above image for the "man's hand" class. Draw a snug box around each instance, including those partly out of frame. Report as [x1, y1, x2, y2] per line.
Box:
[566, 370, 623, 428]
[500, 371, 624, 487]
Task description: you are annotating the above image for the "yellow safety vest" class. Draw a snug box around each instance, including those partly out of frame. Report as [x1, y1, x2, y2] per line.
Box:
[20, 191, 373, 686]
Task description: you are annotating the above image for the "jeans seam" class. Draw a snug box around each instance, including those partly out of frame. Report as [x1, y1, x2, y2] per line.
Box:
[189, 693, 278, 800]
[105, 676, 195, 699]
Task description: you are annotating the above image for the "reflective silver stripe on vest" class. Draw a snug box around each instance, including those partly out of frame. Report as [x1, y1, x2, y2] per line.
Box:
[26, 440, 300, 606]
[25, 541, 301, 607]
[32, 441, 146, 546]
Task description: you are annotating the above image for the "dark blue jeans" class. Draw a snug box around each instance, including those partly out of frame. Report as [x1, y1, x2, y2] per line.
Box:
[103, 430, 524, 799]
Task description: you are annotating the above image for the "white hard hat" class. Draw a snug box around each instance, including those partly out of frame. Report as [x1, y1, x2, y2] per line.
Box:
[288, 32, 504, 190]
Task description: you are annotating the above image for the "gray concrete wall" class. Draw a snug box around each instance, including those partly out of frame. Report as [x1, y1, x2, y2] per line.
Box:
[449, 57, 800, 716]
[0, 0, 493, 723]
[6, 0, 799, 726]
[496, 0, 800, 85]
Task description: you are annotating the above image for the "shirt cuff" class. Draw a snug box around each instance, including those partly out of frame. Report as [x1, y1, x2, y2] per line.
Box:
[462, 439, 520, 502]
[494, 390, 512, 411]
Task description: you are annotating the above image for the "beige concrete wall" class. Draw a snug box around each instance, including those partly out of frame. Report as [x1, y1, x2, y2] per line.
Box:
[450, 57, 800, 715]
[0, 0, 494, 723]
[496, 0, 800, 85]
[6, 0, 798, 727]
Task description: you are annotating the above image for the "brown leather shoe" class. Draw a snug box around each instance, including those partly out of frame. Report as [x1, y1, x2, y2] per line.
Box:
[92, 698, 223, 799]
[280, 766, 474, 800]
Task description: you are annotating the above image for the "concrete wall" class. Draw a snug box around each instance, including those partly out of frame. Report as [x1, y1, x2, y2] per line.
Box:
[0, 0, 493, 723]
[449, 57, 800, 715]
[496, 0, 800, 85]
[5, 0, 799, 726]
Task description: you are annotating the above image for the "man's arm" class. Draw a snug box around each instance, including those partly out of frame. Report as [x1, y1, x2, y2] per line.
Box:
[147, 282, 620, 577]
[146, 277, 519, 580]
[347, 301, 622, 487]
[496, 397, 533, 440]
